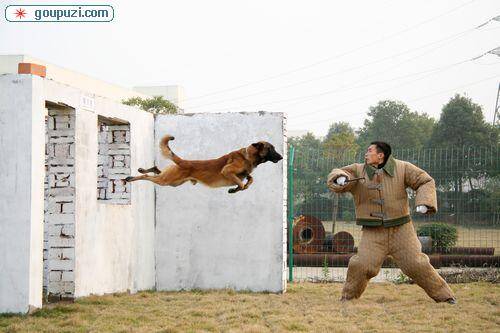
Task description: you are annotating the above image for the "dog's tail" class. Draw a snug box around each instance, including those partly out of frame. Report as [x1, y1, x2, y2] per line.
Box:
[160, 135, 184, 165]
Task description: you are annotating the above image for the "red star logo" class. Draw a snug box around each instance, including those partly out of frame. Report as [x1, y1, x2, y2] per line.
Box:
[15, 8, 27, 19]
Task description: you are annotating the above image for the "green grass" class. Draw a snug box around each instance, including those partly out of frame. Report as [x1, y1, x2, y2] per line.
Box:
[1, 283, 498, 332]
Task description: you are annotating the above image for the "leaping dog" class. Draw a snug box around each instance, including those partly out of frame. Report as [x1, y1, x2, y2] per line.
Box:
[124, 135, 283, 193]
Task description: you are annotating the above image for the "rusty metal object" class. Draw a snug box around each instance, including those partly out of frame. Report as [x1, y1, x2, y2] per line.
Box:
[422, 247, 495, 255]
[292, 215, 325, 253]
[332, 231, 355, 253]
[288, 253, 499, 268]
[322, 233, 335, 252]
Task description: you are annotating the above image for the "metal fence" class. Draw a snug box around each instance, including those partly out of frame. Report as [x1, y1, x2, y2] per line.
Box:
[287, 146, 500, 282]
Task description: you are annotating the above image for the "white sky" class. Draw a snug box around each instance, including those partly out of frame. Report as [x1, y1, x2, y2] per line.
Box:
[1, 0, 499, 137]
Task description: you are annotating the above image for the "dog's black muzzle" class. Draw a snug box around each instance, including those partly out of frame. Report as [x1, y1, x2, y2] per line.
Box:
[270, 153, 283, 163]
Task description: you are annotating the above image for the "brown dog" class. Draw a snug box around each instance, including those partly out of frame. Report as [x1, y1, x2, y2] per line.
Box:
[124, 135, 283, 193]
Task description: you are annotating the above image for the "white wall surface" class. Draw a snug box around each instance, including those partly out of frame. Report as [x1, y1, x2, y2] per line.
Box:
[155, 112, 286, 292]
[37, 80, 155, 297]
[0, 74, 45, 313]
[39, 79, 157, 297]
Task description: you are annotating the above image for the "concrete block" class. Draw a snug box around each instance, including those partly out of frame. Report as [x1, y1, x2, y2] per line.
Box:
[48, 236, 74, 248]
[47, 225, 63, 236]
[50, 129, 74, 137]
[108, 143, 129, 150]
[108, 149, 130, 155]
[54, 144, 70, 158]
[48, 249, 63, 260]
[49, 166, 74, 173]
[49, 271, 62, 282]
[61, 225, 75, 237]
[46, 213, 75, 224]
[48, 260, 74, 271]
[108, 168, 130, 174]
[48, 157, 75, 165]
[48, 281, 74, 294]
[61, 248, 75, 260]
[108, 174, 128, 180]
[61, 202, 74, 214]
[61, 271, 75, 282]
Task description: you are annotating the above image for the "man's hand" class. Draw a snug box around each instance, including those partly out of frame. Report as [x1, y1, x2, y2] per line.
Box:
[336, 176, 347, 186]
[416, 205, 428, 214]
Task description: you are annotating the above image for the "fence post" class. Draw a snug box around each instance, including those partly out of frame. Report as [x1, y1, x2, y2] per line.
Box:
[288, 145, 295, 282]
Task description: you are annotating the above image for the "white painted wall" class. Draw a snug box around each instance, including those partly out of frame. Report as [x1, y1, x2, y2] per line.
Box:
[155, 112, 287, 292]
[40, 79, 157, 296]
[0, 74, 45, 313]
[72, 99, 156, 296]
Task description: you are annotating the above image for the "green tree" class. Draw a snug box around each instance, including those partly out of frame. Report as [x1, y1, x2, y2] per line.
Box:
[288, 132, 328, 204]
[429, 94, 498, 148]
[356, 100, 436, 150]
[322, 122, 359, 160]
[426, 94, 499, 223]
[122, 96, 180, 115]
[288, 132, 322, 152]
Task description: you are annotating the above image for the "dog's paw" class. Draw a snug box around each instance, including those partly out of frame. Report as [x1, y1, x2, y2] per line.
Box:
[124, 176, 134, 182]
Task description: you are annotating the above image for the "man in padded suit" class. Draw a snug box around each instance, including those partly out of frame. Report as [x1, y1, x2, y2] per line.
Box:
[327, 141, 456, 304]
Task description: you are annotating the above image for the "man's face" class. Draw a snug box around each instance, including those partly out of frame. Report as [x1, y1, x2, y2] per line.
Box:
[365, 144, 384, 166]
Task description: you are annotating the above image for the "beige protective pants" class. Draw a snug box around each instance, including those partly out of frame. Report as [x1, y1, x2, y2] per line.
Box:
[342, 221, 455, 302]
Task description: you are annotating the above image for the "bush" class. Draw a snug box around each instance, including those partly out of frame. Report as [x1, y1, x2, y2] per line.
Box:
[417, 223, 458, 252]
[342, 211, 354, 221]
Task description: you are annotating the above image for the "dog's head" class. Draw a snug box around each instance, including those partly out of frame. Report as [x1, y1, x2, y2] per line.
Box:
[249, 141, 283, 164]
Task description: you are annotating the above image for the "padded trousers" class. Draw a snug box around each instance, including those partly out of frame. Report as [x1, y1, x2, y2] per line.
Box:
[341, 221, 455, 302]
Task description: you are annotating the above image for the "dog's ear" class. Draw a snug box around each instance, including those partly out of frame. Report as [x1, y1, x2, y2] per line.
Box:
[252, 142, 263, 150]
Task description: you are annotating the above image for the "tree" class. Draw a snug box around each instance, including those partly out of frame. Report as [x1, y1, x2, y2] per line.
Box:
[426, 94, 500, 223]
[122, 96, 180, 115]
[288, 132, 321, 150]
[356, 100, 436, 150]
[322, 122, 359, 160]
[429, 94, 498, 148]
[288, 132, 327, 203]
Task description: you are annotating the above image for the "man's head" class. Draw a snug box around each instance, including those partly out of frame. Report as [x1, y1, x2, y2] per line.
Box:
[365, 141, 391, 167]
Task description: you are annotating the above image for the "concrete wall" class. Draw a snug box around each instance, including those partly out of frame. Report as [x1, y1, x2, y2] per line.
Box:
[40, 79, 156, 297]
[0, 74, 45, 313]
[155, 112, 287, 292]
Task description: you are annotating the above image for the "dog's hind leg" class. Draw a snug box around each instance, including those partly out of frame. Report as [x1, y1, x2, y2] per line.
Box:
[138, 166, 161, 174]
[125, 174, 163, 184]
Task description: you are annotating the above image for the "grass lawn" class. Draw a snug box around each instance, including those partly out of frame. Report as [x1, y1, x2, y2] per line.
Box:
[1, 282, 498, 333]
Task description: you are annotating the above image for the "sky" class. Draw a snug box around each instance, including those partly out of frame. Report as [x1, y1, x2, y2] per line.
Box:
[1, 0, 499, 137]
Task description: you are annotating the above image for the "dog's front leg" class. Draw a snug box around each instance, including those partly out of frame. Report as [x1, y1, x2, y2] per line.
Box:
[221, 166, 245, 194]
[243, 175, 253, 190]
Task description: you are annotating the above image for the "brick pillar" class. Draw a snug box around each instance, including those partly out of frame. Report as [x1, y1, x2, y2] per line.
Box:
[97, 120, 131, 204]
[44, 108, 76, 301]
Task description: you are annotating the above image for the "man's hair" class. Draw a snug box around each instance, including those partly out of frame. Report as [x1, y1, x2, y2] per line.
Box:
[370, 141, 392, 161]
